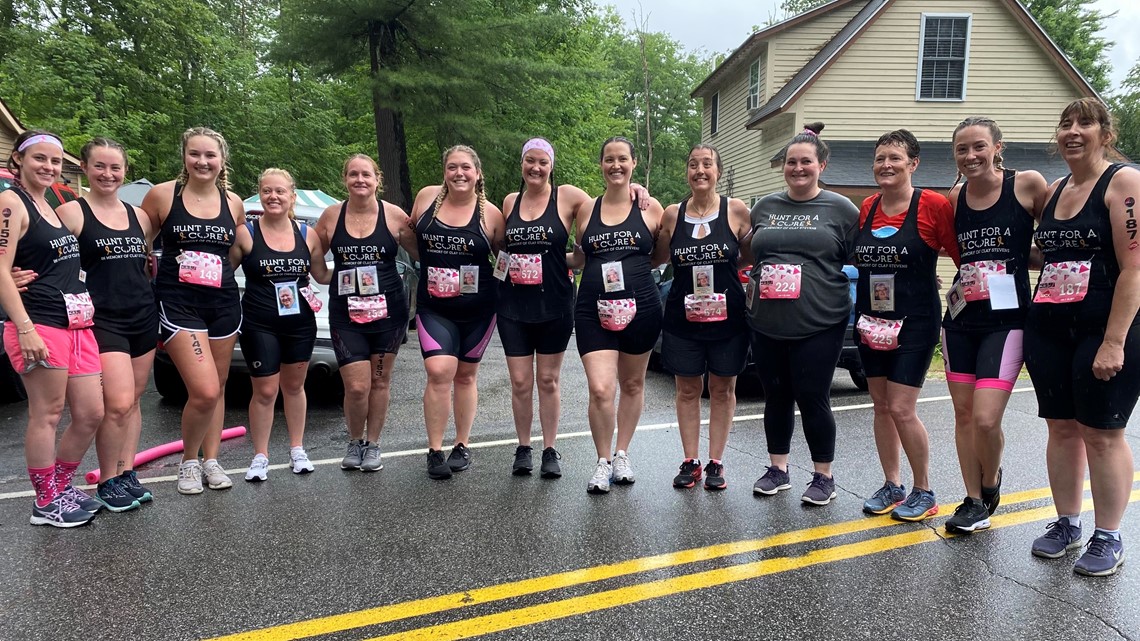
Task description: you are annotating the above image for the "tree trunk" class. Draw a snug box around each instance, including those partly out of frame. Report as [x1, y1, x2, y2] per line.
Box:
[369, 21, 412, 210]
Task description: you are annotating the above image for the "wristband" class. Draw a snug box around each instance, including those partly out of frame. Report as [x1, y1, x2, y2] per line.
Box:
[18, 326, 35, 335]
[20, 318, 33, 326]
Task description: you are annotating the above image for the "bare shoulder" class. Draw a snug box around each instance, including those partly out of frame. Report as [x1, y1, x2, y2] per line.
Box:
[0, 189, 25, 216]
[947, 184, 963, 211]
[502, 191, 519, 215]
[558, 184, 590, 206]
[412, 185, 443, 217]
[56, 200, 83, 232]
[727, 197, 750, 217]
[382, 199, 409, 220]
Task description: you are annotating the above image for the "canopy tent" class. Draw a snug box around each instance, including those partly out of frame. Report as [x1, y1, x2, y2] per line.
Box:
[118, 179, 154, 208]
[244, 189, 338, 221]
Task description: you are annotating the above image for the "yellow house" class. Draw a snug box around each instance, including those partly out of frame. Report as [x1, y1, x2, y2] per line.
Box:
[1, 96, 83, 190]
[692, 0, 1101, 206]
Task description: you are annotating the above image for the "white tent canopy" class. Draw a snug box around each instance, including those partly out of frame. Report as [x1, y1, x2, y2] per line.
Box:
[244, 189, 338, 221]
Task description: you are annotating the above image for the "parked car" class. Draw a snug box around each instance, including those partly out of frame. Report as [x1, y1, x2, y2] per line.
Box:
[0, 170, 81, 402]
[151, 206, 418, 403]
[649, 264, 866, 394]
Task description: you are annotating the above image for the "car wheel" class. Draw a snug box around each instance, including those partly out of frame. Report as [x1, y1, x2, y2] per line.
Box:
[153, 359, 189, 404]
[0, 355, 28, 403]
[849, 368, 869, 391]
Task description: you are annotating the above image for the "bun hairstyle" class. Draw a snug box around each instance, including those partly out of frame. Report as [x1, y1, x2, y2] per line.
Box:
[952, 117, 1007, 188]
[7, 129, 63, 178]
[875, 129, 920, 160]
[778, 121, 830, 164]
[342, 153, 384, 198]
[177, 126, 231, 191]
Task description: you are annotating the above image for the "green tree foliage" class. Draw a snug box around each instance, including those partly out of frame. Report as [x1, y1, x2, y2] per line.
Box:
[1023, 0, 1113, 94]
[763, 0, 828, 27]
[1110, 60, 1140, 160]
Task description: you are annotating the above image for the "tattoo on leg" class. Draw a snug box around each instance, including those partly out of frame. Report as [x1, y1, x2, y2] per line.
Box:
[192, 335, 205, 362]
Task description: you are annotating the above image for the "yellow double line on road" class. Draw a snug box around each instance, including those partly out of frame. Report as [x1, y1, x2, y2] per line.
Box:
[212, 479, 1138, 641]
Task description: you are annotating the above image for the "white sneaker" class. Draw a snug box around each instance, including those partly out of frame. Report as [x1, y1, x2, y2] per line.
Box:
[202, 459, 233, 490]
[177, 460, 203, 495]
[290, 447, 314, 474]
[587, 458, 612, 494]
[245, 454, 269, 482]
[612, 450, 635, 485]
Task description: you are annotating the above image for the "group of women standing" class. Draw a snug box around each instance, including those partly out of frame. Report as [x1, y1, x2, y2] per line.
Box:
[2, 99, 1138, 581]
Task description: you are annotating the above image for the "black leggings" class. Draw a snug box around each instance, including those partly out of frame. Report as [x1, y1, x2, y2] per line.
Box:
[750, 321, 846, 463]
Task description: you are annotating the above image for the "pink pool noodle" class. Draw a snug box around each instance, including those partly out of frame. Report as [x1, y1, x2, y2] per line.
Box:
[84, 426, 247, 484]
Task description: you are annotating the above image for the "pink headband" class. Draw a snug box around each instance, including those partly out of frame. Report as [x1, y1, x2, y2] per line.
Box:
[521, 138, 555, 165]
[17, 134, 64, 152]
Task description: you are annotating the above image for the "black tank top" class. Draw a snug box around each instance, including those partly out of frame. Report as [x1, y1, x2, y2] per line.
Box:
[240, 219, 315, 331]
[77, 198, 155, 333]
[943, 170, 1035, 331]
[328, 202, 408, 331]
[662, 196, 745, 338]
[10, 188, 86, 328]
[415, 201, 496, 317]
[575, 199, 659, 315]
[1029, 163, 1134, 328]
[155, 185, 238, 307]
[853, 189, 941, 328]
[497, 189, 573, 322]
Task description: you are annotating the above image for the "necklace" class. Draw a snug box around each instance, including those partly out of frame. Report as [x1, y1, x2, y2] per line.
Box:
[687, 197, 718, 218]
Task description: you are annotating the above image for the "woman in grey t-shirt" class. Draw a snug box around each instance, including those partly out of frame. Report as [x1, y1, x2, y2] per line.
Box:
[748, 123, 859, 506]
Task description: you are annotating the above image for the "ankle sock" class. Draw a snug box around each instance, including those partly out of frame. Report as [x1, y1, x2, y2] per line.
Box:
[1060, 514, 1081, 529]
[29, 466, 57, 506]
[53, 459, 80, 493]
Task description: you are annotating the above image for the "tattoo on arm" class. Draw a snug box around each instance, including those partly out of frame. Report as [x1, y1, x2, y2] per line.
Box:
[1125, 197, 1137, 247]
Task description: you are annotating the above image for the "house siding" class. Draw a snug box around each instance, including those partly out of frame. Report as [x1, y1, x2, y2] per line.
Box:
[768, 2, 864, 95]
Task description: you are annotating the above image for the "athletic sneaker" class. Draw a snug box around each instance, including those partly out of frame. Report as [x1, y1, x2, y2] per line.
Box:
[120, 470, 153, 502]
[945, 497, 991, 533]
[30, 494, 95, 528]
[673, 459, 702, 488]
[801, 472, 837, 506]
[981, 467, 1003, 515]
[587, 459, 612, 494]
[202, 459, 233, 490]
[513, 445, 533, 475]
[891, 488, 938, 522]
[612, 450, 635, 485]
[341, 439, 365, 470]
[448, 443, 471, 472]
[862, 481, 907, 515]
[245, 454, 269, 482]
[703, 461, 727, 491]
[290, 447, 314, 474]
[1074, 532, 1125, 577]
[361, 444, 383, 472]
[752, 465, 791, 495]
[427, 449, 452, 480]
[540, 447, 562, 479]
[60, 484, 103, 513]
[177, 460, 204, 495]
[1031, 517, 1083, 559]
[95, 477, 141, 512]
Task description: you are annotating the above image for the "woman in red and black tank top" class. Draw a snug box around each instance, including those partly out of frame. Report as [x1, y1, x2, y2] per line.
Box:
[0, 129, 104, 528]
[409, 145, 506, 480]
[141, 127, 246, 496]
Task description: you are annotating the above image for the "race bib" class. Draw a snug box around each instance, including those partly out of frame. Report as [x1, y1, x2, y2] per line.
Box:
[758, 264, 801, 300]
[597, 298, 637, 331]
[64, 292, 95, 329]
[684, 293, 727, 322]
[348, 295, 388, 323]
[856, 314, 903, 351]
[958, 260, 1007, 302]
[300, 285, 323, 313]
[509, 253, 543, 285]
[1034, 261, 1091, 304]
[427, 266, 461, 298]
[177, 250, 222, 288]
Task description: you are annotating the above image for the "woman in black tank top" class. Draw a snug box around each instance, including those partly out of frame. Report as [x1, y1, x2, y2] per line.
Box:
[1023, 99, 1140, 576]
[574, 137, 665, 494]
[314, 154, 416, 473]
[940, 118, 1047, 534]
[408, 145, 506, 479]
[54, 138, 159, 511]
[0, 129, 104, 527]
[232, 168, 331, 481]
[140, 127, 246, 495]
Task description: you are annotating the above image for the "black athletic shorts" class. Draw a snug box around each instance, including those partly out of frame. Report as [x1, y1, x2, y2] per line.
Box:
[855, 318, 937, 388]
[240, 324, 318, 377]
[574, 305, 662, 357]
[416, 310, 497, 363]
[158, 301, 242, 343]
[93, 325, 158, 358]
[661, 330, 748, 378]
[331, 324, 404, 368]
[497, 315, 574, 357]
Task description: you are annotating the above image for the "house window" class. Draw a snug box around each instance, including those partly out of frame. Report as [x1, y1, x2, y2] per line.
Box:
[747, 60, 760, 109]
[710, 92, 720, 135]
[916, 14, 971, 100]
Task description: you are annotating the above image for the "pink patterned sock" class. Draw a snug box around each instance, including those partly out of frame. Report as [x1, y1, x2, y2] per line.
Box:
[29, 466, 57, 506]
[53, 459, 81, 494]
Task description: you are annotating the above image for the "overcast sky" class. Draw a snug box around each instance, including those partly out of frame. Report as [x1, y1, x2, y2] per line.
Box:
[605, 0, 1136, 94]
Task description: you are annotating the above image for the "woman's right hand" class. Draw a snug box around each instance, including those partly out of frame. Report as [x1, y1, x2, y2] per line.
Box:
[17, 327, 49, 367]
[10, 266, 37, 292]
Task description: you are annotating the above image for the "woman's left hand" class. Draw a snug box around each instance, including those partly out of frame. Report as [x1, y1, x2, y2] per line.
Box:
[1092, 340, 1125, 381]
[10, 266, 36, 292]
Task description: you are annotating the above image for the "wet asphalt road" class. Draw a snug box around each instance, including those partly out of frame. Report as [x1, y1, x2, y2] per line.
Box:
[1, 330, 1139, 641]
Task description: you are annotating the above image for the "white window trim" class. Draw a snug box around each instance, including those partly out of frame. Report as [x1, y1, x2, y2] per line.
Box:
[914, 12, 972, 102]
[710, 91, 720, 135]
[747, 59, 761, 109]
